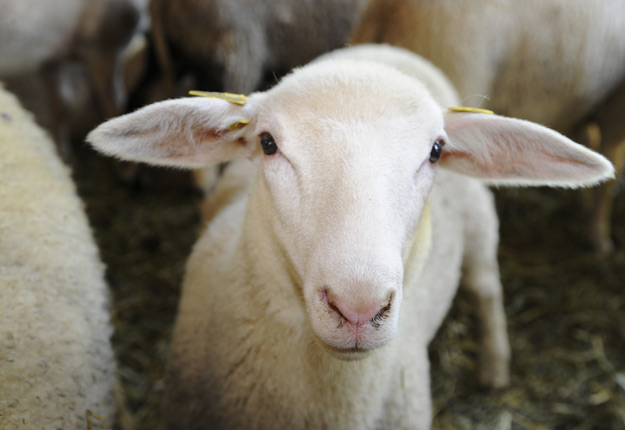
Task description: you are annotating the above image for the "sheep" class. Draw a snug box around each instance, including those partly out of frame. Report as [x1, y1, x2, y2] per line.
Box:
[149, 0, 368, 95]
[86, 44, 614, 429]
[350, 0, 625, 254]
[0, 85, 116, 429]
[0, 0, 144, 159]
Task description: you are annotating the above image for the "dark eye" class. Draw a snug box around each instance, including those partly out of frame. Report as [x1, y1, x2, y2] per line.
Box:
[429, 139, 444, 163]
[260, 132, 278, 156]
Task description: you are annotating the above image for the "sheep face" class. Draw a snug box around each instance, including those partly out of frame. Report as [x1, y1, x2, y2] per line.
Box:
[251, 63, 445, 359]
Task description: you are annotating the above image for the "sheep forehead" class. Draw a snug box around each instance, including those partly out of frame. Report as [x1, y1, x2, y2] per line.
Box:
[261, 60, 444, 158]
[268, 60, 438, 119]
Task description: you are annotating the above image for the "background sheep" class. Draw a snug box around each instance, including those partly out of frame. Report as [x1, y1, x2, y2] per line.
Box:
[0, 85, 116, 428]
[87, 45, 613, 429]
[149, 0, 368, 96]
[0, 0, 145, 159]
[350, 0, 625, 254]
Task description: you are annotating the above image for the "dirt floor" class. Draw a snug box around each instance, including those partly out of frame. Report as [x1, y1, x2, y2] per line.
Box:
[72, 142, 625, 430]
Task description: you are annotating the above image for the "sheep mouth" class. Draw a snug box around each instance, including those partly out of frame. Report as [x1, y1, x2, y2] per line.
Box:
[322, 344, 374, 361]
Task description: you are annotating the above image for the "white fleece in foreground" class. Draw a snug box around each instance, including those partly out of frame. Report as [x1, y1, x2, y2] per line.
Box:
[0, 85, 116, 429]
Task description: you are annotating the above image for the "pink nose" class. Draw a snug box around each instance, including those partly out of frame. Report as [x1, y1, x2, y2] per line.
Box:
[323, 289, 393, 329]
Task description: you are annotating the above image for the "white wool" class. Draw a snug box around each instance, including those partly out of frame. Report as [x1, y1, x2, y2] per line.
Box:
[87, 45, 613, 429]
[0, 85, 116, 429]
[351, 0, 625, 129]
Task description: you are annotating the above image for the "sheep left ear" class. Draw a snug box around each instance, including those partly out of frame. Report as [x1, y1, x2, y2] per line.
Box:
[87, 94, 263, 168]
[441, 111, 615, 187]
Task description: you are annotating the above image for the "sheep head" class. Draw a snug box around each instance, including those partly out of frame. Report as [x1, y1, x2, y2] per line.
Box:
[87, 56, 614, 360]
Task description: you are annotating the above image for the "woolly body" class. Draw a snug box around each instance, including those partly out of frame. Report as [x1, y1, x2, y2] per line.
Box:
[352, 0, 625, 130]
[0, 85, 115, 429]
[87, 45, 613, 429]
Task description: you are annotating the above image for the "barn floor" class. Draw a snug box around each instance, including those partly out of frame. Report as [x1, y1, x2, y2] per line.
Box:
[73, 142, 625, 430]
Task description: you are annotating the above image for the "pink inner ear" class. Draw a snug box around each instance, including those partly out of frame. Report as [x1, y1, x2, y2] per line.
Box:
[441, 141, 579, 181]
[87, 95, 259, 168]
[441, 149, 503, 178]
[442, 116, 613, 185]
[192, 126, 249, 150]
[189, 123, 249, 147]
[126, 122, 252, 167]
[440, 150, 469, 161]
[192, 125, 230, 141]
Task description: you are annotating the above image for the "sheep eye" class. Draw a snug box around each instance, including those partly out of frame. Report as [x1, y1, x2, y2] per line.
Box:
[260, 132, 278, 156]
[429, 139, 444, 163]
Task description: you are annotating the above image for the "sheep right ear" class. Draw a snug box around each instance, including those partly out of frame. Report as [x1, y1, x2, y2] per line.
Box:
[87, 95, 263, 168]
[441, 110, 615, 187]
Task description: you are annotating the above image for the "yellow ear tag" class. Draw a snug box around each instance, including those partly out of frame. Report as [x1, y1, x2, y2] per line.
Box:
[449, 106, 494, 115]
[189, 90, 249, 106]
[228, 119, 251, 131]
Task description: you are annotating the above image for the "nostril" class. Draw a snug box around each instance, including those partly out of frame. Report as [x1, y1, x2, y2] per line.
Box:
[369, 302, 392, 328]
[322, 290, 344, 321]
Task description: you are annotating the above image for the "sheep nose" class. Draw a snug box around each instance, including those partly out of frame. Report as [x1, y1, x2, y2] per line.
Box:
[323, 289, 393, 328]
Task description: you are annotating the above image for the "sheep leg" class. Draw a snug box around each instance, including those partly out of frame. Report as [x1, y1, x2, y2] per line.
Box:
[462, 258, 510, 389]
[589, 176, 619, 255]
[586, 80, 625, 254]
[81, 48, 123, 119]
[41, 61, 72, 162]
[590, 144, 625, 255]
[461, 203, 510, 388]
[149, 0, 175, 98]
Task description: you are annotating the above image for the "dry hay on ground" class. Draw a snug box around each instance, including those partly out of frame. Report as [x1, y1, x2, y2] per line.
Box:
[73, 145, 625, 430]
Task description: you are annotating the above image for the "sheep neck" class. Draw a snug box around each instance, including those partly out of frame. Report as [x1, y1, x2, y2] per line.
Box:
[403, 199, 433, 289]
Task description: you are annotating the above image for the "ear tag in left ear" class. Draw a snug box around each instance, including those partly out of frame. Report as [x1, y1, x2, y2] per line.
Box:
[228, 119, 251, 131]
[189, 90, 249, 106]
[449, 106, 494, 115]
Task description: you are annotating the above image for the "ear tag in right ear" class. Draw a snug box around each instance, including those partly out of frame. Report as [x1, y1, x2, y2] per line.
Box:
[189, 90, 249, 106]
[449, 106, 494, 115]
[228, 119, 251, 131]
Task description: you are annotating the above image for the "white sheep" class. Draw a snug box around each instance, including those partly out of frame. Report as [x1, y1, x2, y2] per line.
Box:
[0, 85, 116, 429]
[87, 45, 613, 429]
[350, 0, 625, 254]
[0, 0, 144, 158]
[149, 0, 368, 95]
